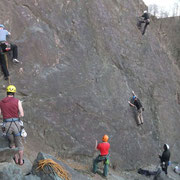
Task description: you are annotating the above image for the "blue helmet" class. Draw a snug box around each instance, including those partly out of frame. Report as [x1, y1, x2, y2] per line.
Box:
[0, 24, 4, 28]
[133, 95, 136, 100]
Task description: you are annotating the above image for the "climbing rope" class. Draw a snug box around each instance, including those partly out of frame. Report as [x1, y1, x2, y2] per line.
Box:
[36, 159, 71, 180]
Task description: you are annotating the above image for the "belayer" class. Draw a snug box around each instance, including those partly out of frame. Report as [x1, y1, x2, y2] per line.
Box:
[93, 135, 110, 177]
[0, 85, 25, 166]
[159, 144, 171, 175]
[0, 24, 19, 80]
[137, 10, 150, 35]
[128, 91, 144, 125]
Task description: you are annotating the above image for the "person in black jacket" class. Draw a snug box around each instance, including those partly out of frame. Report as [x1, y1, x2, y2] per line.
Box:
[138, 10, 150, 35]
[128, 91, 144, 125]
[159, 144, 171, 175]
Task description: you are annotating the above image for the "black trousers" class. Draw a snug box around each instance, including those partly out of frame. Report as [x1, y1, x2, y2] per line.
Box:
[0, 53, 9, 78]
[142, 22, 149, 35]
[161, 162, 168, 174]
[138, 20, 149, 35]
[10, 43, 18, 59]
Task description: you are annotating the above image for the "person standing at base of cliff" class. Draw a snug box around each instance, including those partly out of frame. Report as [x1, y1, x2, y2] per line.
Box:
[128, 91, 144, 125]
[159, 144, 171, 175]
[0, 85, 24, 165]
[93, 135, 110, 177]
[138, 10, 150, 35]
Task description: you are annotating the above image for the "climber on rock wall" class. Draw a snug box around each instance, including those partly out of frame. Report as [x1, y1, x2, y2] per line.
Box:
[0, 24, 19, 80]
[0, 24, 19, 63]
[137, 10, 150, 35]
[128, 91, 144, 125]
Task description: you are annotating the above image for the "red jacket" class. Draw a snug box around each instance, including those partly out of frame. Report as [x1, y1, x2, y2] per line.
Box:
[97, 142, 110, 156]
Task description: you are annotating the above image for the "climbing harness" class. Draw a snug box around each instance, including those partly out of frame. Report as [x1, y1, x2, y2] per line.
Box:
[36, 159, 71, 180]
[97, 154, 110, 165]
[5, 121, 21, 137]
[4, 118, 19, 122]
[4, 42, 11, 52]
[3, 118, 27, 137]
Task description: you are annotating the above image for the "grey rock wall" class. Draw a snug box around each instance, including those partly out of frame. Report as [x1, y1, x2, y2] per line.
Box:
[0, 0, 180, 170]
[0, 162, 24, 180]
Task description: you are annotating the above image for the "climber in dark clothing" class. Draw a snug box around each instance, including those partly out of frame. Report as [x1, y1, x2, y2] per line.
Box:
[0, 24, 19, 80]
[142, 11, 150, 20]
[159, 144, 171, 175]
[128, 91, 144, 125]
[138, 10, 150, 35]
[0, 24, 19, 63]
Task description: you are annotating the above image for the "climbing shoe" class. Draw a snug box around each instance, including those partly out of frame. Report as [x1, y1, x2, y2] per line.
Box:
[13, 59, 19, 63]
[4, 76, 9, 80]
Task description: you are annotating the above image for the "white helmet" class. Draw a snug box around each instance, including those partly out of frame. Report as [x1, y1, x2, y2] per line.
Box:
[164, 144, 169, 150]
[144, 10, 147, 13]
[21, 129, 27, 137]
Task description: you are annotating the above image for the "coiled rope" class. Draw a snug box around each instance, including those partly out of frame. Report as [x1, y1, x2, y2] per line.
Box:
[36, 159, 71, 180]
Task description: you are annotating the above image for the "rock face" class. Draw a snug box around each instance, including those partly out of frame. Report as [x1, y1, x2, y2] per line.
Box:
[156, 17, 180, 68]
[0, 0, 180, 170]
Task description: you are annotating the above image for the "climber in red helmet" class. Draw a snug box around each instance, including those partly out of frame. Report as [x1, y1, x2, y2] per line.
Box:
[93, 134, 110, 177]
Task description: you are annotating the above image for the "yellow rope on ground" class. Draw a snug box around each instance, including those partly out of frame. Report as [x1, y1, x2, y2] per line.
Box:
[36, 159, 71, 180]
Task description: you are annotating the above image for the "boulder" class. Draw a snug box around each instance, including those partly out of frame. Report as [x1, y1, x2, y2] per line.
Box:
[0, 162, 24, 180]
[32, 152, 90, 180]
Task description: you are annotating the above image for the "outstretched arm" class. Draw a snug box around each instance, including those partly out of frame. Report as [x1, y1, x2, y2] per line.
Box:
[128, 101, 135, 107]
[132, 90, 137, 97]
[95, 140, 98, 151]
